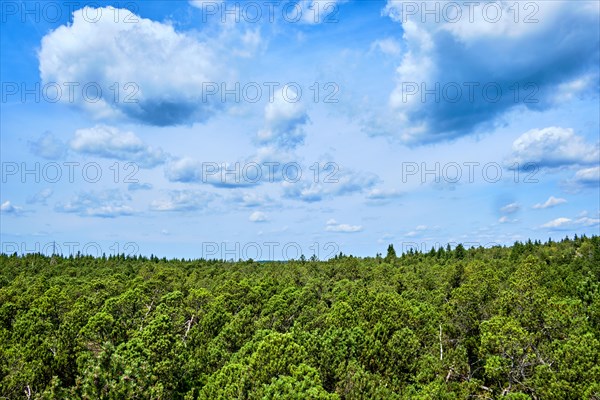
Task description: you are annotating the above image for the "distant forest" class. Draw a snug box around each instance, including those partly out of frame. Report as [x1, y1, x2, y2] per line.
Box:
[1, 236, 599, 399]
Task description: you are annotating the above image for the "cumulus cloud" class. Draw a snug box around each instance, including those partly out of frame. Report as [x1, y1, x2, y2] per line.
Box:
[257, 85, 309, 149]
[249, 211, 268, 222]
[533, 196, 567, 209]
[28, 132, 67, 160]
[39, 7, 224, 126]
[165, 150, 312, 188]
[325, 219, 362, 233]
[164, 158, 203, 183]
[150, 190, 215, 212]
[507, 127, 599, 168]
[0, 201, 24, 215]
[55, 190, 134, 218]
[70, 125, 167, 168]
[382, 1, 600, 144]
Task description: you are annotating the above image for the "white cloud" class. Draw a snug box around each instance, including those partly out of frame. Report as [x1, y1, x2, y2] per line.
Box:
[164, 157, 202, 183]
[573, 166, 600, 187]
[366, 188, 402, 201]
[500, 202, 520, 214]
[384, 1, 567, 41]
[71, 125, 166, 168]
[541, 216, 600, 230]
[498, 216, 518, 224]
[533, 196, 567, 209]
[541, 218, 571, 229]
[234, 28, 263, 58]
[325, 219, 362, 233]
[405, 224, 429, 236]
[257, 85, 309, 149]
[576, 217, 600, 227]
[508, 127, 599, 168]
[165, 146, 313, 188]
[249, 211, 268, 222]
[228, 191, 274, 208]
[283, 170, 379, 202]
[552, 73, 598, 103]
[165, 158, 259, 188]
[382, 1, 600, 144]
[0, 201, 24, 215]
[55, 190, 134, 218]
[39, 7, 224, 126]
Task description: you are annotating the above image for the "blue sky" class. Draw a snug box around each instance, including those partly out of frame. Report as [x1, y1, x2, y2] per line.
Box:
[1, 0, 599, 259]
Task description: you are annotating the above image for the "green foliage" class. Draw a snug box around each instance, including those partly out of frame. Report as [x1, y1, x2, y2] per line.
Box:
[385, 244, 397, 264]
[0, 236, 598, 398]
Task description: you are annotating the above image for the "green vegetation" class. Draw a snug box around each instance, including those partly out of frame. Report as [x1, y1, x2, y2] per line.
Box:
[1, 236, 599, 399]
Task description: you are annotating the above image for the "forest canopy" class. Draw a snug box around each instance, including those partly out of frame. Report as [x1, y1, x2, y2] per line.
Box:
[1, 236, 599, 399]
